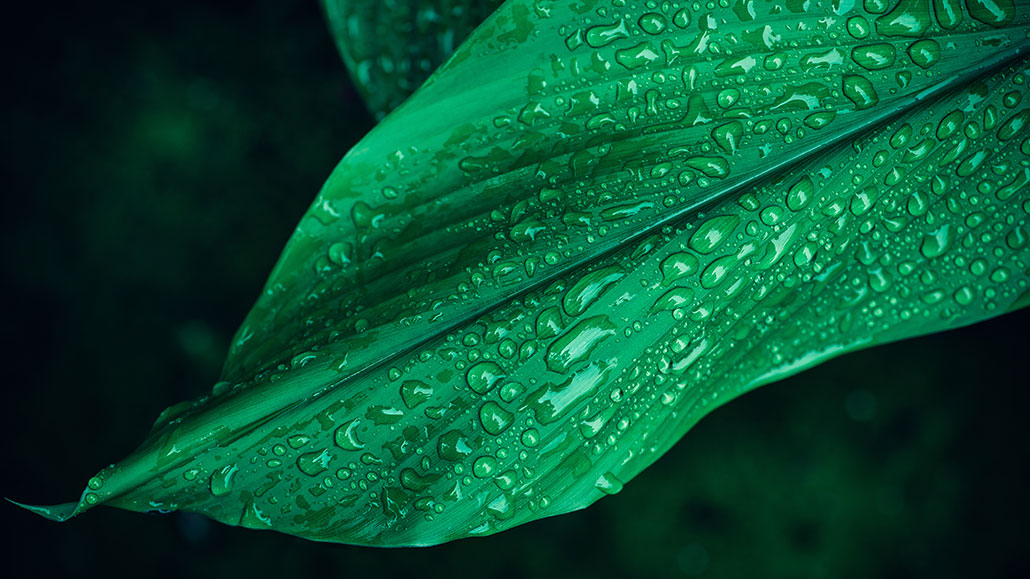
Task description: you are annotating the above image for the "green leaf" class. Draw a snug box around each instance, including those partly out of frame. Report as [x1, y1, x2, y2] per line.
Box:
[323, 0, 504, 119]
[18, 0, 1030, 547]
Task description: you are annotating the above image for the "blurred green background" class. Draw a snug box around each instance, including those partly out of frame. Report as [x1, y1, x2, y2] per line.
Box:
[2, 2, 1028, 578]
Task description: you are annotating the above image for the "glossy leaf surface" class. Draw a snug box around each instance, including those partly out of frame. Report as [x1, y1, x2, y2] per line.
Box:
[21, 0, 1030, 547]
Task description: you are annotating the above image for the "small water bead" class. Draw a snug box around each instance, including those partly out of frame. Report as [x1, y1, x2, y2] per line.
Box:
[615, 42, 661, 70]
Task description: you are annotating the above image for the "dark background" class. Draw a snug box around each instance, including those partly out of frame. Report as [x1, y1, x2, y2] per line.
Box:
[2, 2, 1028, 578]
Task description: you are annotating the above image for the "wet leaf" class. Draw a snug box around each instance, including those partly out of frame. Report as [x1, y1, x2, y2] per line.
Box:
[323, 0, 504, 119]
[18, 0, 1030, 547]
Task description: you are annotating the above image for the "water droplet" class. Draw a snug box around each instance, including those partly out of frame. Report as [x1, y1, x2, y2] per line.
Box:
[997, 109, 1028, 141]
[786, 176, 814, 211]
[933, 0, 963, 29]
[651, 288, 696, 313]
[546, 316, 617, 373]
[700, 255, 738, 289]
[499, 381, 525, 403]
[850, 186, 879, 216]
[563, 265, 626, 317]
[638, 13, 667, 35]
[852, 44, 896, 70]
[683, 156, 730, 179]
[438, 430, 476, 461]
[937, 110, 964, 140]
[287, 434, 310, 449]
[615, 42, 660, 70]
[847, 16, 871, 38]
[466, 361, 505, 394]
[689, 215, 740, 254]
[521, 428, 540, 447]
[480, 402, 514, 435]
[524, 361, 614, 424]
[804, 111, 837, 130]
[1003, 91, 1023, 109]
[954, 286, 975, 306]
[843, 75, 879, 110]
[585, 20, 630, 48]
[210, 464, 238, 497]
[366, 405, 404, 425]
[334, 418, 365, 451]
[965, 0, 1015, 27]
[876, 0, 932, 37]
[907, 39, 940, 69]
[595, 471, 625, 495]
[712, 122, 744, 153]
[473, 456, 498, 478]
[297, 449, 332, 476]
[660, 252, 701, 285]
[536, 306, 564, 339]
[400, 380, 433, 409]
[717, 88, 740, 108]
[920, 224, 955, 259]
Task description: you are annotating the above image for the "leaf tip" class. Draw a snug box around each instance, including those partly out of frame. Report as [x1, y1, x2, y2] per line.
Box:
[6, 498, 80, 522]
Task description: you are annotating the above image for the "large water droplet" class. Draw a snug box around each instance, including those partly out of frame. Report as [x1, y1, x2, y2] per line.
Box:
[546, 316, 617, 373]
[210, 464, 238, 497]
[480, 402, 514, 435]
[689, 215, 740, 254]
[467, 361, 505, 394]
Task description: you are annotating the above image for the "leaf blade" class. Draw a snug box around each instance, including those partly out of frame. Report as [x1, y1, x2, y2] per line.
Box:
[29, 0, 1030, 547]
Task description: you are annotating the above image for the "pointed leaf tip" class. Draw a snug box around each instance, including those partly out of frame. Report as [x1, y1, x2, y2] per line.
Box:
[7, 499, 79, 522]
